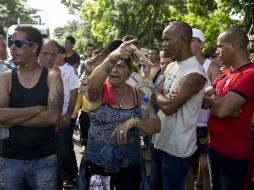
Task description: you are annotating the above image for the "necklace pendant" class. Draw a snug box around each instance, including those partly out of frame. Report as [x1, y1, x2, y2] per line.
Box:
[119, 104, 123, 108]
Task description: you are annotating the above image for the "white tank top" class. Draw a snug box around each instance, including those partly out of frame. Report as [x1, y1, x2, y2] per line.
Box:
[154, 56, 207, 157]
[197, 59, 212, 127]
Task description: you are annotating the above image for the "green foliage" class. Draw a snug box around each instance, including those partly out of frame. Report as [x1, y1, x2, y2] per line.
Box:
[53, 20, 101, 54]
[81, 0, 176, 47]
[0, 0, 37, 36]
[60, 0, 84, 13]
[60, 0, 251, 50]
[218, 0, 254, 30]
[168, 7, 239, 48]
[184, 11, 238, 48]
[187, 0, 217, 16]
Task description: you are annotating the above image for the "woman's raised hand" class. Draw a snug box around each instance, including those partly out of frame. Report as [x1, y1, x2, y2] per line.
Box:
[109, 38, 138, 61]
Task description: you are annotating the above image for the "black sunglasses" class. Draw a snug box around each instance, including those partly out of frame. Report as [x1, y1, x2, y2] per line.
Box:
[8, 39, 33, 48]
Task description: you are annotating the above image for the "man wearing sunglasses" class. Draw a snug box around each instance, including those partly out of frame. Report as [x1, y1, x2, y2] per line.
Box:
[0, 26, 64, 189]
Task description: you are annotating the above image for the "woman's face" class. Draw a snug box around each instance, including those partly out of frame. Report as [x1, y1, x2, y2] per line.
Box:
[108, 60, 131, 87]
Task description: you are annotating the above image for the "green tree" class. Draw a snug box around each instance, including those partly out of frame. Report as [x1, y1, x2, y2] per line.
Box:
[218, 0, 254, 30]
[61, 0, 248, 49]
[54, 20, 101, 54]
[168, 5, 240, 48]
[0, 0, 38, 36]
[60, 0, 84, 13]
[81, 0, 183, 48]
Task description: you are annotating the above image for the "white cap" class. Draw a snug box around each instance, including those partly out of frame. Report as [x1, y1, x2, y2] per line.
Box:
[192, 28, 205, 42]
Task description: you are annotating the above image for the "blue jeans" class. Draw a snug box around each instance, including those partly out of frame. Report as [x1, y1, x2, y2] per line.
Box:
[0, 154, 58, 190]
[208, 147, 248, 190]
[56, 118, 78, 180]
[149, 146, 163, 190]
[150, 148, 195, 190]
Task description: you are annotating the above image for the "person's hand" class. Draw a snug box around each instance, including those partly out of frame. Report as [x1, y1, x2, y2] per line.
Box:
[111, 119, 134, 144]
[230, 107, 242, 118]
[109, 39, 138, 61]
[169, 90, 178, 100]
[58, 114, 71, 128]
[205, 86, 215, 96]
[141, 65, 151, 77]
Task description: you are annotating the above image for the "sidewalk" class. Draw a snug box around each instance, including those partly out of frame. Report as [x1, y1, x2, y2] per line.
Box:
[73, 131, 83, 169]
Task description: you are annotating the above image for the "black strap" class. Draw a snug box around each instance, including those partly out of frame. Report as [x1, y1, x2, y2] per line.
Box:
[152, 69, 161, 84]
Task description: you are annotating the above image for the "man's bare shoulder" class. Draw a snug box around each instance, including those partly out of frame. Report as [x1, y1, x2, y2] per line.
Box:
[47, 69, 63, 89]
[48, 69, 61, 79]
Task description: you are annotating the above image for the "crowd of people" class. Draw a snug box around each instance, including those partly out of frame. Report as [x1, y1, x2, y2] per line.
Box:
[0, 20, 254, 190]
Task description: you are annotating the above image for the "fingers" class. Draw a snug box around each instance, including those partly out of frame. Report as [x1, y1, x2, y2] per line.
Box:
[110, 38, 138, 60]
[230, 108, 242, 118]
[123, 38, 138, 46]
[111, 129, 128, 144]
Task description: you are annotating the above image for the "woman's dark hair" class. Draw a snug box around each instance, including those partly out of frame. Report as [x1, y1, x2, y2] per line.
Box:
[204, 47, 217, 59]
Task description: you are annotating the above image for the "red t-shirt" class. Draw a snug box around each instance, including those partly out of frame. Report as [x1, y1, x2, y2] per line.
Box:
[208, 63, 254, 159]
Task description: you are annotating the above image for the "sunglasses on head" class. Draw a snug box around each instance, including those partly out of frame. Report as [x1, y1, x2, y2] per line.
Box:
[8, 39, 33, 48]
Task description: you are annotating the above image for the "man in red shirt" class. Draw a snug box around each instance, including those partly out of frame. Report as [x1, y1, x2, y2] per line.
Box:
[203, 28, 254, 190]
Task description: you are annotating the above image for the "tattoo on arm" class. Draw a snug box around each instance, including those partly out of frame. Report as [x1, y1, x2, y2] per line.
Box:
[49, 87, 64, 113]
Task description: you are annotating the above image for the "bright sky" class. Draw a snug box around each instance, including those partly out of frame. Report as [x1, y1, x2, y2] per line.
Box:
[25, 0, 81, 36]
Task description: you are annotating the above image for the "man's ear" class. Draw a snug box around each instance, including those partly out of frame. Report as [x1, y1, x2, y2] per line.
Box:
[32, 43, 38, 55]
[231, 41, 238, 49]
[200, 42, 204, 49]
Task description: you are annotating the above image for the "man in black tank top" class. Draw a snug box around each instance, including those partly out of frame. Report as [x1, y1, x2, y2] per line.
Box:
[0, 26, 64, 189]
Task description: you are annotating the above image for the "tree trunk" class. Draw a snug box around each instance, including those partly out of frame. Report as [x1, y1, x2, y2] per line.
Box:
[0, 23, 6, 37]
[147, 0, 161, 48]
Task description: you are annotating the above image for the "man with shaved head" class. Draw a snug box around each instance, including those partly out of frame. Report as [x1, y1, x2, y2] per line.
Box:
[203, 28, 254, 190]
[151, 21, 207, 190]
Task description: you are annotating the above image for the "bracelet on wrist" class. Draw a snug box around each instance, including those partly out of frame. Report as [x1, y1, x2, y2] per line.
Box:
[132, 117, 139, 128]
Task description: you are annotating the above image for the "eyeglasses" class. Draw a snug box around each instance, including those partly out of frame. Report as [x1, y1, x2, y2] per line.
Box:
[7, 39, 33, 48]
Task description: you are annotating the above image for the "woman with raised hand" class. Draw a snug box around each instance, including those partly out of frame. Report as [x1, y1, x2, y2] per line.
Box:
[77, 39, 160, 190]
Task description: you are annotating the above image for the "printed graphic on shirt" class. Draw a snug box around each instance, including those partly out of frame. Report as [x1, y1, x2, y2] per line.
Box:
[164, 72, 177, 96]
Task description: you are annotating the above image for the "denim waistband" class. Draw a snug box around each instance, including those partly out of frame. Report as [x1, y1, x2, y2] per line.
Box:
[85, 138, 141, 173]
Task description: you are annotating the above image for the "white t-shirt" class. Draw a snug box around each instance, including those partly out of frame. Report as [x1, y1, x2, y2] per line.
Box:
[126, 72, 152, 97]
[154, 56, 207, 158]
[59, 63, 80, 114]
[197, 59, 212, 127]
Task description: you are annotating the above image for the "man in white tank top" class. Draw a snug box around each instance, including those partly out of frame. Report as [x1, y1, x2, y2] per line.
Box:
[186, 28, 220, 190]
[150, 22, 207, 190]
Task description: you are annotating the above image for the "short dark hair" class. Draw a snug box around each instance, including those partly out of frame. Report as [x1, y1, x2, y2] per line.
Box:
[86, 43, 95, 49]
[223, 28, 249, 49]
[66, 36, 76, 45]
[149, 47, 160, 54]
[204, 47, 217, 59]
[15, 26, 42, 56]
[169, 21, 193, 43]
[58, 45, 66, 54]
